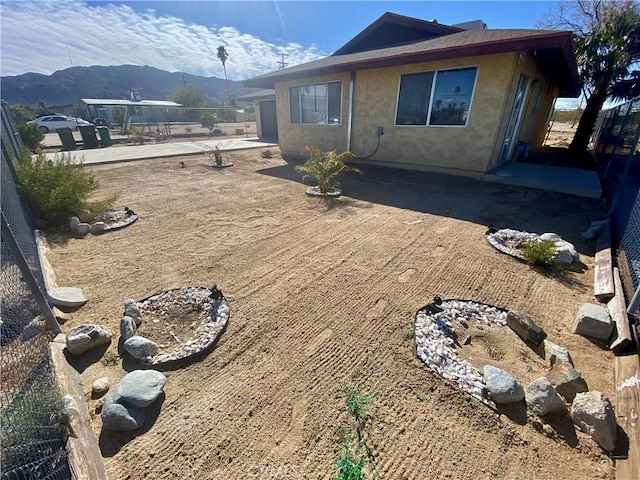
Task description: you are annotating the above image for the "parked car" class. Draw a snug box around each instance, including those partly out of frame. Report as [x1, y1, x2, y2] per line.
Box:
[26, 115, 92, 133]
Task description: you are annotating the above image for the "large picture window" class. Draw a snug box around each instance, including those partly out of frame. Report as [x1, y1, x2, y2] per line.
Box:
[395, 67, 478, 127]
[290, 82, 341, 124]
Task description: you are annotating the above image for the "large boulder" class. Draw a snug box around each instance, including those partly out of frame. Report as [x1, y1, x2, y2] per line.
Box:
[483, 365, 524, 404]
[525, 377, 566, 416]
[101, 370, 166, 431]
[572, 304, 613, 341]
[123, 336, 158, 362]
[571, 391, 617, 452]
[506, 310, 546, 347]
[65, 324, 112, 355]
[545, 361, 588, 403]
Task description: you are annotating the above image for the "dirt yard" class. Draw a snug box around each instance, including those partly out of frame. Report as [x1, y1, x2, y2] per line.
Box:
[46, 146, 616, 480]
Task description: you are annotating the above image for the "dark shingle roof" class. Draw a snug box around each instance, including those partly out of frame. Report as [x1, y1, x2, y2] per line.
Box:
[244, 29, 579, 96]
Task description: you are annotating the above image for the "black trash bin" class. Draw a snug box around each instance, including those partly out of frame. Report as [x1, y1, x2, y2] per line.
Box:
[96, 126, 112, 147]
[56, 127, 77, 151]
[78, 125, 99, 149]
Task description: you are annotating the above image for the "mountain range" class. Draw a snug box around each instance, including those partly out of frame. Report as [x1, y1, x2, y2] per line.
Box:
[1, 65, 258, 107]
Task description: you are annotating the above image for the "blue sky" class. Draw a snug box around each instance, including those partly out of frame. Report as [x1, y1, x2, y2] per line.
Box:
[0, 0, 582, 108]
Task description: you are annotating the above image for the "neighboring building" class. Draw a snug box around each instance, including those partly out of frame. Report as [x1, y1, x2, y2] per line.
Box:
[243, 12, 579, 178]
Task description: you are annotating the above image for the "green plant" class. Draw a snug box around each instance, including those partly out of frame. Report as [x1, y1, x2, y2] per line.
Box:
[16, 149, 118, 229]
[519, 239, 559, 267]
[295, 146, 362, 194]
[184, 126, 192, 133]
[343, 385, 375, 424]
[101, 352, 121, 366]
[18, 122, 45, 152]
[207, 144, 225, 165]
[335, 443, 365, 480]
[405, 329, 415, 341]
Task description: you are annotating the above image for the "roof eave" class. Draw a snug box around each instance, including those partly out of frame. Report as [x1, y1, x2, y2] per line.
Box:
[244, 32, 580, 95]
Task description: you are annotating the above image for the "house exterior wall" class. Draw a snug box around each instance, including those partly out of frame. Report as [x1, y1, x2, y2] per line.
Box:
[350, 52, 517, 176]
[275, 52, 561, 175]
[254, 100, 263, 137]
[275, 72, 351, 156]
[488, 52, 560, 167]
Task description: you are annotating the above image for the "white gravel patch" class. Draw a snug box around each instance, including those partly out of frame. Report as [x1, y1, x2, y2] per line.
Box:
[415, 300, 507, 402]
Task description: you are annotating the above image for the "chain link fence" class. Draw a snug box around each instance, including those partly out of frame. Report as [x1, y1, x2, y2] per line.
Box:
[594, 98, 640, 299]
[1, 101, 71, 479]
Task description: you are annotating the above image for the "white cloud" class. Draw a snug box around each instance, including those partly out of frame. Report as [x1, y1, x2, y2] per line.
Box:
[0, 0, 325, 79]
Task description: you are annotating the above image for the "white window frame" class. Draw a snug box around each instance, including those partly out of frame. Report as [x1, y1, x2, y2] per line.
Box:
[394, 66, 479, 128]
[289, 82, 342, 125]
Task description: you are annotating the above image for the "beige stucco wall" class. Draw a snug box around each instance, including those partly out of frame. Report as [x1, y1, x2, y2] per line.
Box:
[350, 53, 518, 176]
[488, 52, 560, 167]
[275, 51, 564, 174]
[275, 72, 351, 156]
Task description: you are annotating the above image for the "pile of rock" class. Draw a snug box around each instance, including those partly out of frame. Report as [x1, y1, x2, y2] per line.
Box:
[68, 208, 138, 238]
[414, 301, 618, 452]
[120, 287, 230, 366]
[485, 228, 579, 266]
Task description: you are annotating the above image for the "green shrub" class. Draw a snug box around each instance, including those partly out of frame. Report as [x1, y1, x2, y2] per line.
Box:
[335, 444, 365, 480]
[16, 149, 118, 229]
[519, 239, 559, 266]
[18, 123, 44, 152]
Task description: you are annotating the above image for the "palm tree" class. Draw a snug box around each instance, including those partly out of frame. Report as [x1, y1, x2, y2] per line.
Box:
[541, 1, 640, 157]
[217, 46, 231, 104]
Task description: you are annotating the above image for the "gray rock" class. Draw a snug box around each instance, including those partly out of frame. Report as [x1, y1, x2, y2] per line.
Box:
[120, 316, 137, 341]
[91, 221, 106, 235]
[571, 391, 618, 452]
[101, 400, 146, 431]
[543, 340, 573, 366]
[540, 232, 561, 242]
[483, 365, 524, 404]
[76, 222, 91, 236]
[124, 335, 158, 360]
[48, 286, 87, 309]
[555, 240, 579, 265]
[572, 304, 613, 341]
[506, 310, 547, 347]
[78, 209, 95, 223]
[110, 370, 166, 408]
[545, 361, 588, 403]
[66, 324, 113, 355]
[124, 299, 142, 326]
[100, 370, 166, 431]
[69, 216, 80, 231]
[92, 377, 110, 395]
[525, 377, 566, 416]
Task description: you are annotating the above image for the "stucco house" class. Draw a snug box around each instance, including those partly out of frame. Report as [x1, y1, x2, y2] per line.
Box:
[243, 12, 579, 178]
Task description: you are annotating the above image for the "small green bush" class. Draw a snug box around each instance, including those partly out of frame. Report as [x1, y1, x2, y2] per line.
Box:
[127, 126, 145, 144]
[335, 444, 365, 480]
[16, 149, 118, 229]
[18, 123, 44, 152]
[295, 146, 362, 194]
[519, 239, 559, 266]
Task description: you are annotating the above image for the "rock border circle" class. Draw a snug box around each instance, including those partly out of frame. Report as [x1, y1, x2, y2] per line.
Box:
[414, 298, 508, 403]
[131, 286, 230, 366]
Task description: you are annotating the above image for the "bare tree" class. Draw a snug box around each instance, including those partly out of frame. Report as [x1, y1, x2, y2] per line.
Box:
[539, 0, 640, 157]
[217, 46, 231, 104]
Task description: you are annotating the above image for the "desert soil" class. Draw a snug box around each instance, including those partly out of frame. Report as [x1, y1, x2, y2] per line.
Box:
[46, 141, 616, 480]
